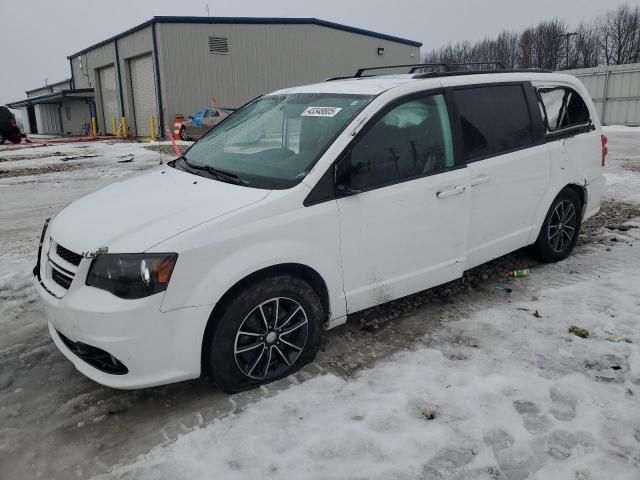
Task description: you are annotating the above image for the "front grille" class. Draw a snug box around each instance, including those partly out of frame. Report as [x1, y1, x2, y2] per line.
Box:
[51, 268, 73, 289]
[39, 237, 81, 297]
[57, 330, 129, 375]
[56, 244, 82, 266]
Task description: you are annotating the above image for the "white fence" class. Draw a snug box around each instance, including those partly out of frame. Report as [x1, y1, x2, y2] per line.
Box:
[566, 63, 640, 126]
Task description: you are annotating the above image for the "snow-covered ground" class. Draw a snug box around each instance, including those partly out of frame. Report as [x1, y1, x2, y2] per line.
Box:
[1, 131, 639, 479]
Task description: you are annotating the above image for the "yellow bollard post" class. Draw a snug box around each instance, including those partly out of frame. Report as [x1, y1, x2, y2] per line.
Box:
[91, 117, 97, 137]
[112, 117, 118, 137]
[121, 117, 128, 138]
[149, 116, 157, 141]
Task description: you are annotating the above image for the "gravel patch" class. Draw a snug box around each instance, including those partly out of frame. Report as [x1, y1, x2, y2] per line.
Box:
[0, 163, 86, 178]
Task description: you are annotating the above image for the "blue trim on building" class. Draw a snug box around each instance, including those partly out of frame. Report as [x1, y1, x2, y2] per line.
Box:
[69, 59, 75, 89]
[67, 16, 422, 58]
[7, 89, 95, 108]
[114, 40, 126, 114]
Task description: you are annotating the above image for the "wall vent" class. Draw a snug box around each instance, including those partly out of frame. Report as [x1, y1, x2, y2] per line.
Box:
[209, 37, 229, 55]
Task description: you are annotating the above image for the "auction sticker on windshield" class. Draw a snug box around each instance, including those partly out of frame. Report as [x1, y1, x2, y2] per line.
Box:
[301, 107, 343, 117]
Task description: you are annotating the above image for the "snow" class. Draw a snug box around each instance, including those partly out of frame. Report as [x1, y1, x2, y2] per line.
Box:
[95, 135, 640, 479]
[1, 134, 640, 479]
[603, 125, 640, 133]
[97, 240, 640, 480]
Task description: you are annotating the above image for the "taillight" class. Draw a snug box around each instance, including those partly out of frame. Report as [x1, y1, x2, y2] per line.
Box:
[9, 118, 17, 127]
[601, 135, 608, 166]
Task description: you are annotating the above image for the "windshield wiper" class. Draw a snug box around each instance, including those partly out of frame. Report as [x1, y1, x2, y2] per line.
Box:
[176, 156, 248, 185]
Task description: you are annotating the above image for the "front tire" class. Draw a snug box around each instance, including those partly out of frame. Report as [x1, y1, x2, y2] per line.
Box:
[179, 126, 189, 141]
[531, 189, 582, 262]
[206, 275, 323, 393]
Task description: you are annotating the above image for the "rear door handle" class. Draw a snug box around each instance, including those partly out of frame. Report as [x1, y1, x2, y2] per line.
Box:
[471, 174, 490, 187]
[436, 185, 466, 198]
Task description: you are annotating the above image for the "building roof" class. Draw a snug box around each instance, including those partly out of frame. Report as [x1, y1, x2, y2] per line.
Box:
[7, 89, 94, 108]
[67, 16, 422, 58]
[25, 79, 72, 95]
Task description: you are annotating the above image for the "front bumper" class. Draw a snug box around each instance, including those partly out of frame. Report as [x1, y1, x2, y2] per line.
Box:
[35, 276, 212, 389]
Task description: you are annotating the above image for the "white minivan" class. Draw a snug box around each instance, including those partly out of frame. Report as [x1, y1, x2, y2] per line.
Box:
[34, 66, 606, 392]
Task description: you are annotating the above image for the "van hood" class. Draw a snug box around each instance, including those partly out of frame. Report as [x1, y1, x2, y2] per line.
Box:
[49, 167, 270, 254]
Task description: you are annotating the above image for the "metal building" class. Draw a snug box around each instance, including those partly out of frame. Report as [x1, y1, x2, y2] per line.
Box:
[566, 63, 640, 126]
[63, 16, 421, 137]
[8, 79, 94, 134]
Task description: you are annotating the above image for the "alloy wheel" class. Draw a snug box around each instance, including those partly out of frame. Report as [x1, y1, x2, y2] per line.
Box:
[547, 200, 577, 253]
[179, 127, 189, 141]
[234, 297, 309, 380]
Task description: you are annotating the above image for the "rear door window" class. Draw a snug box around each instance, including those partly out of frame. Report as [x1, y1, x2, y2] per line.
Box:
[453, 84, 534, 162]
[538, 88, 591, 132]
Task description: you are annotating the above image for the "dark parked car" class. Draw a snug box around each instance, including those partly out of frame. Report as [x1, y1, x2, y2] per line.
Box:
[0, 106, 25, 144]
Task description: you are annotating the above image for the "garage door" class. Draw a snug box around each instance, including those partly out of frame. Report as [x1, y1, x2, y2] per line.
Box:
[129, 54, 157, 137]
[98, 65, 119, 135]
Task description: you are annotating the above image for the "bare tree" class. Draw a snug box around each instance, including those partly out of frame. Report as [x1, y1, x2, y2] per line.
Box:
[533, 19, 567, 70]
[574, 22, 600, 68]
[494, 31, 520, 68]
[599, 4, 640, 65]
[424, 31, 519, 69]
[422, 2, 640, 71]
[519, 28, 535, 68]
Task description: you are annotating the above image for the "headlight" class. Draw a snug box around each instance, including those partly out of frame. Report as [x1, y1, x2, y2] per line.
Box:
[86, 254, 178, 299]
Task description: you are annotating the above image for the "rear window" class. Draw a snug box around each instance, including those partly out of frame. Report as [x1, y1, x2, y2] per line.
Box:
[453, 84, 534, 162]
[538, 88, 591, 132]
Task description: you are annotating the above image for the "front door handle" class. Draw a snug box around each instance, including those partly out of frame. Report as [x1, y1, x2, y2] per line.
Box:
[471, 174, 490, 187]
[436, 185, 466, 198]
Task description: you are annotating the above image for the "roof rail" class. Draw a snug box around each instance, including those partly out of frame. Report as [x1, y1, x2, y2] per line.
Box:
[448, 61, 507, 70]
[354, 63, 450, 77]
[412, 68, 552, 79]
[325, 63, 449, 81]
[325, 62, 553, 82]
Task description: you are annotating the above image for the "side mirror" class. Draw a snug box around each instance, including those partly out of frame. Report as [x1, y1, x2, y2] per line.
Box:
[334, 160, 362, 196]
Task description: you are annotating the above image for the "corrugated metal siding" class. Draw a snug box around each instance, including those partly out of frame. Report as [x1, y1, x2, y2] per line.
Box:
[19, 107, 30, 134]
[566, 63, 640, 125]
[35, 104, 62, 134]
[98, 65, 119, 134]
[118, 27, 155, 135]
[71, 43, 118, 133]
[129, 54, 157, 137]
[71, 57, 90, 88]
[26, 81, 71, 98]
[51, 81, 71, 92]
[156, 22, 420, 128]
[27, 87, 52, 98]
[60, 100, 91, 134]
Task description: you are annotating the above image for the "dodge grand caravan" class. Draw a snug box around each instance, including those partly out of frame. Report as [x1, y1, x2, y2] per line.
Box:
[34, 65, 606, 392]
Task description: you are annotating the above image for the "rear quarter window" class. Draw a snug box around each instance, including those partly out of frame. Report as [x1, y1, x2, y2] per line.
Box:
[453, 84, 534, 162]
[538, 87, 591, 132]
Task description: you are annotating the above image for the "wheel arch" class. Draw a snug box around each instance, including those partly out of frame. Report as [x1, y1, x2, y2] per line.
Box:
[529, 182, 587, 245]
[563, 183, 587, 216]
[200, 262, 330, 376]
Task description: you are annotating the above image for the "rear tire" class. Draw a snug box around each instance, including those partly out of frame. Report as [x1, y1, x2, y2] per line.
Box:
[206, 275, 323, 393]
[531, 189, 582, 262]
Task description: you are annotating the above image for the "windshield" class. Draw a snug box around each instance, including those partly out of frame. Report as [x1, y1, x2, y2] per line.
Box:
[183, 93, 374, 189]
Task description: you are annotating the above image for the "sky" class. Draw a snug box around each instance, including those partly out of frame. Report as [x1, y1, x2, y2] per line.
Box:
[2, 0, 640, 105]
